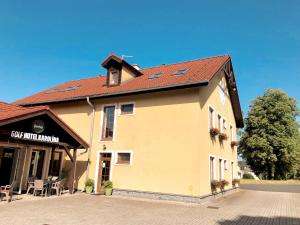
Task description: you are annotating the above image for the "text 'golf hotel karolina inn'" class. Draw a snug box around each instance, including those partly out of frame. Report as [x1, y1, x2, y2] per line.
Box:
[2, 53, 243, 201]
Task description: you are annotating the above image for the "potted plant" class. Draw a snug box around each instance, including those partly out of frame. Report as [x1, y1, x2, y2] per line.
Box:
[211, 180, 221, 194]
[210, 128, 220, 137]
[219, 133, 228, 141]
[232, 178, 240, 187]
[231, 141, 239, 147]
[220, 179, 229, 192]
[103, 180, 113, 196]
[85, 178, 94, 194]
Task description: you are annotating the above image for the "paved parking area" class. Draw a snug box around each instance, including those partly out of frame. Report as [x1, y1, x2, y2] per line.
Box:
[240, 183, 300, 193]
[1, 186, 300, 225]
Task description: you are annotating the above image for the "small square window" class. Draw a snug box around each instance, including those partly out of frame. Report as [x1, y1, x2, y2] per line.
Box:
[116, 152, 131, 165]
[120, 103, 134, 115]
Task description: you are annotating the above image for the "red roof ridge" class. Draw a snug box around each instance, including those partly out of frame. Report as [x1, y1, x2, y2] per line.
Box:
[141, 54, 230, 71]
[41, 55, 230, 87]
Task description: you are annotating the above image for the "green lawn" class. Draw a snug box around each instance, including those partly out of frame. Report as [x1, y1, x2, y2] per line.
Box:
[240, 179, 300, 185]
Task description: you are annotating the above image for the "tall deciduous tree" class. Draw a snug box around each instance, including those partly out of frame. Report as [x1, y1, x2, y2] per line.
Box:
[239, 89, 300, 180]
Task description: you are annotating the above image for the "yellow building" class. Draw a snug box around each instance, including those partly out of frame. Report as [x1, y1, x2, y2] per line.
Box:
[15, 54, 243, 201]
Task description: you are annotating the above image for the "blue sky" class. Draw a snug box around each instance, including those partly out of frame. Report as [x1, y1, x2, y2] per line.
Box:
[0, 0, 299, 116]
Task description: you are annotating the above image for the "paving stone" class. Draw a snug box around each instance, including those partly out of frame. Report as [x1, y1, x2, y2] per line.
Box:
[0, 188, 299, 225]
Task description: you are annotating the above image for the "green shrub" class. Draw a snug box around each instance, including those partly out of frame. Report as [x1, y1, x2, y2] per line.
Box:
[85, 178, 95, 188]
[60, 168, 69, 180]
[103, 180, 113, 189]
[243, 173, 254, 179]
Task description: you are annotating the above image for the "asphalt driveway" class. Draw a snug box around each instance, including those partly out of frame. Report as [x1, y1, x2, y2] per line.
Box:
[240, 183, 300, 193]
[1, 185, 300, 225]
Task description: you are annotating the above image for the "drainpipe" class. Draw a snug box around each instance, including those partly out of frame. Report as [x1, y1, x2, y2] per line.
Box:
[85, 96, 95, 182]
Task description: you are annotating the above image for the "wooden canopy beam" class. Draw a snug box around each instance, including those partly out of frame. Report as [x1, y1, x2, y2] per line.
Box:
[62, 145, 74, 163]
[70, 148, 77, 194]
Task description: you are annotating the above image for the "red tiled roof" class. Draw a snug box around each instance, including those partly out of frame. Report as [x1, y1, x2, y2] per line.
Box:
[0, 102, 89, 148]
[0, 102, 48, 122]
[14, 55, 230, 106]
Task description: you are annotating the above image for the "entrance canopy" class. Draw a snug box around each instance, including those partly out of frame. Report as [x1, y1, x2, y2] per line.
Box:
[0, 102, 88, 149]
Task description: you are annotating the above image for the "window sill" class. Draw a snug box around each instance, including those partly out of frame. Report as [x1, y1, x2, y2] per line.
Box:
[99, 138, 114, 142]
[119, 112, 135, 116]
[114, 163, 132, 166]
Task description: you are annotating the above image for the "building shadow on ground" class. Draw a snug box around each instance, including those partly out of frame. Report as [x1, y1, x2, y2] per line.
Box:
[218, 215, 300, 225]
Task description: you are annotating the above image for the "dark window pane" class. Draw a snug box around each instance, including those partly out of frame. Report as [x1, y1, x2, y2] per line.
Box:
[117, 153, 131, 165]
[109, 71, 120, 85]
[103, 106, 115, 139]
[36, 151, 45, 179]
[49, 151, 62, 176]
[121, 104, 134, 114]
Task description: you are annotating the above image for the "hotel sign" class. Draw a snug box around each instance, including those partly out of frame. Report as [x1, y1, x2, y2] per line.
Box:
[11, 131, 59, 144]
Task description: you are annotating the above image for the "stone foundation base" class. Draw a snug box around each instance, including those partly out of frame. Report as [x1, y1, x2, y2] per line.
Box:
[112, 187, 239, 203]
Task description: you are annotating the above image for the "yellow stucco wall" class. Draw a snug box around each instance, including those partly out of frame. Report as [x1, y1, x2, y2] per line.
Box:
[50, 71, 239, 197]
[121, 66, 136, 83]
[197, 71, 239, 195]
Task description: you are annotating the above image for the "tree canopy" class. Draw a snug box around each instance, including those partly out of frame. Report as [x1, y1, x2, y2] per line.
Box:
[239, 89, 300, 180]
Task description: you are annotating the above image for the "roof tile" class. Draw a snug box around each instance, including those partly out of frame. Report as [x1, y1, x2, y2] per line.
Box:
[0, 102, 48, 121]
[15, 55, 229, 105]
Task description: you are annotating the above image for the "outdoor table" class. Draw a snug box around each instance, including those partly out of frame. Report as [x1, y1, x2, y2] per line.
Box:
[43, 179, 55, 197]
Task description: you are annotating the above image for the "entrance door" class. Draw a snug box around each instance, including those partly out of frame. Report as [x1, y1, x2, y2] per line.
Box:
[49, 151, 63, 177]
[29, 150, 45, 179]
[97, 153, 112, 192]
[0, 148, 15, 186]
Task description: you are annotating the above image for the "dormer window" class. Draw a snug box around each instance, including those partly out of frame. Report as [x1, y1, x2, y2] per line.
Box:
[108, 69, 120, 86]
[102, 54, 144, 86]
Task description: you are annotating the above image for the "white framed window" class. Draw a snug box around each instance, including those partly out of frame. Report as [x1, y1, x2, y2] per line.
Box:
[115, 151, 133, 166]
[218, 158, 224, 180]
[99, 104, 117, 142]
[208, 106, 215, 129]
[119, 102, 135, 115]
[230, 125, 234, 142]
[224, 159, 228, 170]
[222, 118, 227, 132]
[217, 114, 222, 132]
[209, 155, 216, 181]
[109, 70, 120, 86]
[231, 161, 235, 180]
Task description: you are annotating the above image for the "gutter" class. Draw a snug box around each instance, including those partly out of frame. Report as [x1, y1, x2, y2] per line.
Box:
[84, 96, 95, 182]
